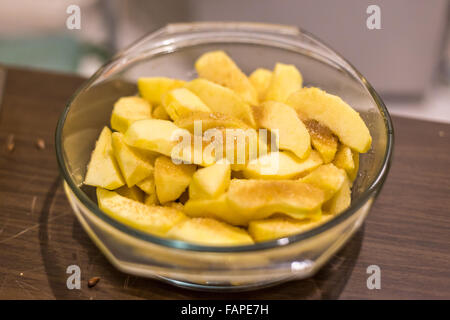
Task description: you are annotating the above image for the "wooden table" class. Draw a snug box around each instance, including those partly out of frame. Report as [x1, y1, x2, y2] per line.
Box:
[0, 67, 449, 300]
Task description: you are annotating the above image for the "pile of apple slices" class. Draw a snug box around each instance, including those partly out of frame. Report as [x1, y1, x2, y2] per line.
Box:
[84, 50, 371, 246]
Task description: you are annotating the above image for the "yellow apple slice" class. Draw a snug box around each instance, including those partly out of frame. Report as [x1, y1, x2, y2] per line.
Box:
[265, 63, 302, 103]
[189, 161, 231, 200]
[304, 119, 338, 163]
[243, 150, 323, 180]
[136, 175, 156, 194]
[167, 217, 254, 246]
[152, 105, 170, 120]
[116, 185, 145, 202]
[300, 164, 346, 200]
[144, 193, 159, 206]
[349, 150, 359, 182]
[84, 127, 125, 190]
[333, 144, 357, 179]
[111, 132, 155, 187]
[287, 87, 372, 153]
[110, 96, 152, 134]
[124, 119, 186, 157]
[254, 101, 310, 159]
[183, 194, 248, 226]
[162, 88, 211, 121]
[96, 188, 187, 236]
[138, 77, 185, 105]
[185, 79, 256, 127]
[154, 156, 196, 203]
[174, 111, 250, 134]
[195, 50, 258, 105]
[249, 68, 272, 101]
[323, 175, 351, 215]
[249, 215, 332, 242]
[227, 179, 325, 220]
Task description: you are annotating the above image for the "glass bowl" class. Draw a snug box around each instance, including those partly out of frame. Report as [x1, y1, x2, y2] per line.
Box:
[55, 22, 394, 291]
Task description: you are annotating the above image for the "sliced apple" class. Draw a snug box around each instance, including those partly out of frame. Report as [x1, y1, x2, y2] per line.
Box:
[243, 150, 323, 180]
[249, 68, 272, 101]
[167, 217, 254, 246]
[304, 119, 338, 163]
[227, 179, 325, 220]
[333, 144, 356, 179]
[189, 161, 231, 200]
[136, 175, 156, 194]
[265, 63, 302, 103]
[249, 215, 332, 242]
[350, 150, 359, 182]
[300, 164, 346, 200]
[154, 156, 196, 203]
[124, 119, 186, 157]
[116, 185, 145, 203]
[195, 50, 258, 105]
[183, 194, 248, 226]
[137, 175, 158, 205]
[152, 105, 170, 120]
[84, 127, 125, 190]
[165, 201, 184, 211]
[96, 188, 187, 236]
[175, 111, 250, 134]
[111, 132, 155, 187]
[185, 79, 256, 127]
[162, 88, 211, 121]
[323, 175, 351, 215]
[287, 87, 372, 153]
[110, 96, 152, 134]
[138, 77, 185, 105]
[254, 101, 310, 159]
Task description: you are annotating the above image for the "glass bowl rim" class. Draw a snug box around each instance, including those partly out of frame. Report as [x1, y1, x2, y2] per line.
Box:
[55, 22, 394, 253]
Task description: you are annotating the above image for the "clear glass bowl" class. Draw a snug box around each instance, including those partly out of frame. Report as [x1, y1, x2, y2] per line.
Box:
[55, 22, 393, 291]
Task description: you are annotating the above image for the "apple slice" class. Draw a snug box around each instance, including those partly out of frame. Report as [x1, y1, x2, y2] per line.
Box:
[227, 179, 325, 220]
[124, 119, 186, 157]
[243, 150, 323, 180]
[116, 185, 145, 203]
[333, 144, 357, 179]
[287, 87, 372, 153]
[323, 175, 351, 215]
[175, 111, 250, 134]
[84, 127, 125, 190]
[154, 156, 196, 203]
[136, 175, 156, 194]
[189, 161, 231, 200]
[185, 79, 256, 127]
[111, 132, 155, 187]
[300, 164, 346, 200]
[249, 215, 332, 242]
[195, 50, 258, 105]
[152, 105, 170, 120]
[138, 77, 185, 105]
[183, 194, 248, 226]
[167, 217, 254, 246]
[254, 101, 310, 159]
[110, 96, 152, 134]
[96, 188, 187, 236]
[249, 68, 272, 101]
[265, 63, 302, 103]
[162, 88, 211, 121]
[304, 119, 338, 163]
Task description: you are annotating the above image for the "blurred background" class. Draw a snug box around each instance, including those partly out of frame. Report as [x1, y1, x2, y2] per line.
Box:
[0, 0, 448, 123]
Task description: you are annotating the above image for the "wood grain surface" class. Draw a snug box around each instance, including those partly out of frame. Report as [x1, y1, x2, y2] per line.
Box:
[0, 67, 449, 300]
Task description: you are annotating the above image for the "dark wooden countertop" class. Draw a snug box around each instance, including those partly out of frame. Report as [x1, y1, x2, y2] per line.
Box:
[0, 67, 449, 300]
